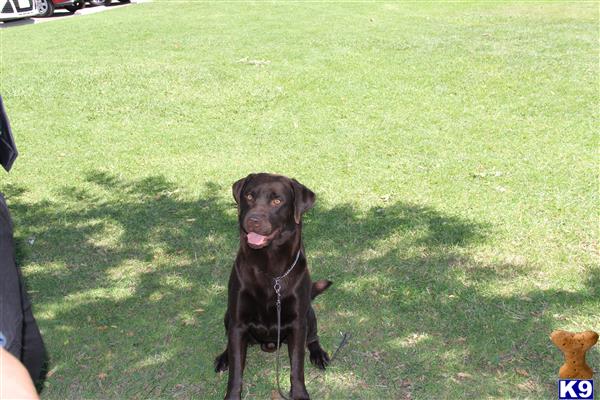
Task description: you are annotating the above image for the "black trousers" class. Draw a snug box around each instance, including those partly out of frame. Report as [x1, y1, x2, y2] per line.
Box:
[0, 193, 46, 383]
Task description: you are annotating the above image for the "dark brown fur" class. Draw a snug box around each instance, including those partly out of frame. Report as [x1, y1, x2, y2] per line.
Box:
[214, 173, 331, 400]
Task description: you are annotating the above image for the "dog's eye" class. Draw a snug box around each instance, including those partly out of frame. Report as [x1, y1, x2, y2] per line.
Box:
[272, 198, 281, 206]
[246, 194, 253, 201]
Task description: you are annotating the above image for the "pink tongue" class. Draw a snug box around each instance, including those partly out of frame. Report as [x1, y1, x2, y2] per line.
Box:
[247, 232, 267, 246]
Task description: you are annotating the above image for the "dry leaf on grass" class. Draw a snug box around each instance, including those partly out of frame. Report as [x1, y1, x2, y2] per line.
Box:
[456, 372, 473, 380]
[516, 368, 529, 377]
[517, 380, 536, 391]
[270, 390, 282, 400]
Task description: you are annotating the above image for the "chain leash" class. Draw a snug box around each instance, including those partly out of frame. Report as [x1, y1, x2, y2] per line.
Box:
[272, 250, 351, 399]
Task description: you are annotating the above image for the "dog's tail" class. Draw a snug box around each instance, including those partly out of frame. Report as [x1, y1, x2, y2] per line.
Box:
[311, 280, 333, 300]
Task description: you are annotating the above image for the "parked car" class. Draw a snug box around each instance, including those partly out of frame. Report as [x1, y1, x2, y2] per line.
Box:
[0, 0, 39, 22]
[37, 0, 84, 17]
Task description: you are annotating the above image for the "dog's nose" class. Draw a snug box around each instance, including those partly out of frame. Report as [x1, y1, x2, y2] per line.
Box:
[247, 214, 265, 228]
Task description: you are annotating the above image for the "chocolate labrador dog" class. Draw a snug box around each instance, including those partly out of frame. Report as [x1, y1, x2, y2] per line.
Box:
[215, 173, 332, 400]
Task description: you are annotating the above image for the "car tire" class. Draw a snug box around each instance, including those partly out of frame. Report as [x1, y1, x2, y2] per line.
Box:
[118, 0, 130, 2]
[88, 0, 106, 5]
[65, 0, 84, 12]
[37, 0, 54, 17]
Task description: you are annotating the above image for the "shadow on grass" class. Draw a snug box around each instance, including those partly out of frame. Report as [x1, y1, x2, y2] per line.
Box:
[2, 172, 597, 399]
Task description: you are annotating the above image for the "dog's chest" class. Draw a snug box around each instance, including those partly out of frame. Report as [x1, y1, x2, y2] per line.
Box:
[240, 288, 297, 340]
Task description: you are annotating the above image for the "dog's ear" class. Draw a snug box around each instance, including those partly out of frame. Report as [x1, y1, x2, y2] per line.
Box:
[291, 178, 315, 224]
[232, 174, 254, 205]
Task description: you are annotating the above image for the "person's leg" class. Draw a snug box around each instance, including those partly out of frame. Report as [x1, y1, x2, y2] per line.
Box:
[0, 193, 46, 383]
[0, 193, 24, 359]
[19, 283, 47, 383]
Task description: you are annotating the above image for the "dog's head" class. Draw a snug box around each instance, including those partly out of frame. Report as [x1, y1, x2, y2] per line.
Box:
[232, 173, 315, 249]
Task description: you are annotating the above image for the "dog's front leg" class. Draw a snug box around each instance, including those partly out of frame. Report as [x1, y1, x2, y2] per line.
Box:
[288, 323, 310, 399]
[225, 325, 247, 400]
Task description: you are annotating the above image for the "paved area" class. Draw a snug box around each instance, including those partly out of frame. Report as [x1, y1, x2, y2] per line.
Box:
[1, 0, 149, 29]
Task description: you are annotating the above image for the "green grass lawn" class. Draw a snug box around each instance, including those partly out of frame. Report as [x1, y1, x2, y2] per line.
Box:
[1, 1, 598, 398]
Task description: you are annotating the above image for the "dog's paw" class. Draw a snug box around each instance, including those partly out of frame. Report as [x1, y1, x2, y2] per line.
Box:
[290, 387, 310, 400]
[308, 342, 330, 370]
[214, 351, 228, 373]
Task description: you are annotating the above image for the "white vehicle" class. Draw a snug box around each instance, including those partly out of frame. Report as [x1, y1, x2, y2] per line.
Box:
[1, 0, 39, 21]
